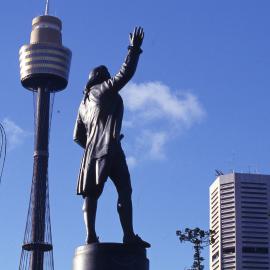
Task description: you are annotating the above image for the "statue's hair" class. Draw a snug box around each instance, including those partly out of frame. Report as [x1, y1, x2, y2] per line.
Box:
[83, 65, 110, 103]
[87, 65, 110, 88]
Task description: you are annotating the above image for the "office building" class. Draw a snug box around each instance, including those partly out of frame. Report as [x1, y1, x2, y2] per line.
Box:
[210, 173, 270, 270]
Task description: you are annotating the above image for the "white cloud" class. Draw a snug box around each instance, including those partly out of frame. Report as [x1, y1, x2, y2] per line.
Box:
[2, 118, 30, 150]
[126, 156, 137, 168]
[121, 81, 205, 164]
[122, 120, 134, 128]
[122, 81, 205, 126]
[137, 130, 168, 160]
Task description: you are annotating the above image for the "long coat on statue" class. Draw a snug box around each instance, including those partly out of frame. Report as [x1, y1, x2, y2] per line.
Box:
[73, 47, 142, 196]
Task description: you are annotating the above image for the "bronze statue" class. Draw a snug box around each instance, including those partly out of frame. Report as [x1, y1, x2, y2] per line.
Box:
[74, 27, 150, 248]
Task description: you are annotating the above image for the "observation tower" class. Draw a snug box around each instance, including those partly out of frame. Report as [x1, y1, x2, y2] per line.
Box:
[19, 1, 72, 269]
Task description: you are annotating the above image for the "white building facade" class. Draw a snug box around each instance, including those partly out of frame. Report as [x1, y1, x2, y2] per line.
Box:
[210, 173, 270, 270]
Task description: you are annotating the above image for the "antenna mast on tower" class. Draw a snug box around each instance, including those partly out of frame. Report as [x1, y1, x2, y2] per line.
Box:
[45, 0, 50, 15]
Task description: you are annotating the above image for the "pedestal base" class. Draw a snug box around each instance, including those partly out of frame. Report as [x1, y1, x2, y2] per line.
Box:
[73, 243, 149, 270]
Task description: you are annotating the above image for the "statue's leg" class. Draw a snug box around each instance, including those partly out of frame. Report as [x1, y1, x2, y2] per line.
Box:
[83, 197, 99, 244]
[110, 150, 135, 240]
[83, 157, 109, 244]
[117, 187, 134, 240]
[110, 148, 151, 248]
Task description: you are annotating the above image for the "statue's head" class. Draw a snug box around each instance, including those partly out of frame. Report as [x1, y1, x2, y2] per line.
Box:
[86, 65, 111, 89]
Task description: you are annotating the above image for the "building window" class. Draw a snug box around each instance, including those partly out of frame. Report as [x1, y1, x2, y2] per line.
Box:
[212, 251, 219, 262]
[242, 247, 269, 254]
[223, 247, 235, 254]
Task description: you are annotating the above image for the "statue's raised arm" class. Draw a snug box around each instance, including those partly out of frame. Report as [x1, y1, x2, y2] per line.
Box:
[106, 26, 145, 91]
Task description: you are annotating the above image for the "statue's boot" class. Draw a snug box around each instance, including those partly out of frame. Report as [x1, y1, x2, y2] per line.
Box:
[83, 197, 99, 244]
[123, 234, 151, 248]
[118, 196, 151, 248]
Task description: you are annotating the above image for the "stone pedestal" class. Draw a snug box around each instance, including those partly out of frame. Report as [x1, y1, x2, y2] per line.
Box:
[73, 243, 149, 270]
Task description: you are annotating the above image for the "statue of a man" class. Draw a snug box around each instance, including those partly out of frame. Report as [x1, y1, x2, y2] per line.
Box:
[74, 27, 150, 248]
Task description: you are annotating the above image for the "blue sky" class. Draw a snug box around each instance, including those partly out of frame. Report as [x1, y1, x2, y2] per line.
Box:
[0, 0, 270, 269]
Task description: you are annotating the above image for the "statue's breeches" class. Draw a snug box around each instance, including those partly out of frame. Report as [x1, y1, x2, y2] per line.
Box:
[77, 146, 132, 199]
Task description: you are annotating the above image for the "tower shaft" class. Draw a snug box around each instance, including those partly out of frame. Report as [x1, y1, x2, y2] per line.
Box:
[30, 87, 50, 269]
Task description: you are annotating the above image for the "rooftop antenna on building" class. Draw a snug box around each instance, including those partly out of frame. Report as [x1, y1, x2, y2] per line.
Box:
[232, 151, 236, 173]
[215, 170, 224, 176]
[255, 163, 259, 174]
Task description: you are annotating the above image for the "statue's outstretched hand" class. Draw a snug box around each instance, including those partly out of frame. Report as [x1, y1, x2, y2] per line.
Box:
[129, 27, 144, 49]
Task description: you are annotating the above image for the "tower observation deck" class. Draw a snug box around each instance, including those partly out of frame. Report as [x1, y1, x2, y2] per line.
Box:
[19, 5, 71, 270]
[19, 15, 71, 91]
